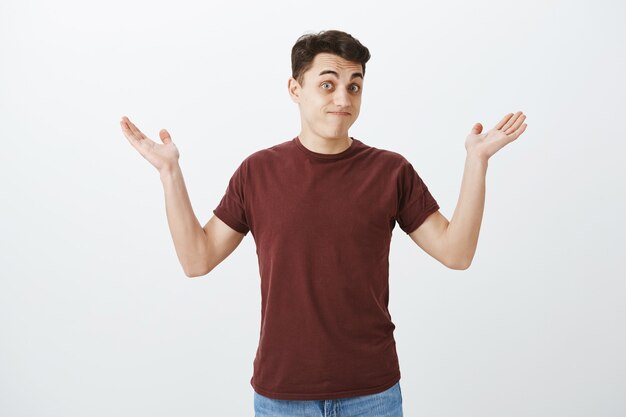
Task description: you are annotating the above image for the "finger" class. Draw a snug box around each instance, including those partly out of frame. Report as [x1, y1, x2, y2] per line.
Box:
[159, 129, 172, 144]
[120, 117, 140, 140]
[123, 116, 147, 140]
[502, 111, 523, 132]
[120, 117, 135, 138]
[494, 112, 515, 130]
[513, 123, 528, 139]
[120, 118, 142, 147]
[505, 114, 526, 135]
[508, 122, 528, 141]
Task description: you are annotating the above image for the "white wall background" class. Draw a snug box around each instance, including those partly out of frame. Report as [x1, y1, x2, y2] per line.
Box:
[1, 0, 624, 416]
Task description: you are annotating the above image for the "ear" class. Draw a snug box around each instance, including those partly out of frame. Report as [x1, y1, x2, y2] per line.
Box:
[288, 77, 301, 103]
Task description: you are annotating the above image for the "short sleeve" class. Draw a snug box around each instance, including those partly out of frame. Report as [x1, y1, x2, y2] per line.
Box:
[213, 160, 250, 235]
[396, 160, 440, 234]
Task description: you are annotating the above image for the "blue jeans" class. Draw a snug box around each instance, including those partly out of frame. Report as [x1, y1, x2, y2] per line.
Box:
[254, 381, 403, 417]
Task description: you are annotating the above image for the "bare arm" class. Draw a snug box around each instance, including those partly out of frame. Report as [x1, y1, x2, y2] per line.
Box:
[198, 214, 246, 277]
[160, 165, 245, 277]
[409, 111, 528, 269]
[160, 165, 208, 277]
[120, 116, 244, 278]
[412, 156, 487, 269]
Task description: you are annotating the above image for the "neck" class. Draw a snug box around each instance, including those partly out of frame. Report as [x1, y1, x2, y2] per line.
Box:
[297, 130, 353, 155]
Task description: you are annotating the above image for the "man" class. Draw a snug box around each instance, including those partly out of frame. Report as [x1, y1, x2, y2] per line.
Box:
[120, 29, 527, 415]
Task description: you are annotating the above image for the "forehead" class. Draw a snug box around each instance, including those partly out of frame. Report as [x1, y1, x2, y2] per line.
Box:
[308, 52, 363, 75]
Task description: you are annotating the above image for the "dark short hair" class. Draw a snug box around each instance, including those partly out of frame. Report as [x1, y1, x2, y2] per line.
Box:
[291, 29, 371, 86]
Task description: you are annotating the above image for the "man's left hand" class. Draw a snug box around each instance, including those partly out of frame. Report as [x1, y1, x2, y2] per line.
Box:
[465, 111, 528, 161]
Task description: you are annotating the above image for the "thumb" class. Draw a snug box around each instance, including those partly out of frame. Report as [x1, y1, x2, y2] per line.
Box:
[159, 129, 172, 144]
[471, 122, 483, 134]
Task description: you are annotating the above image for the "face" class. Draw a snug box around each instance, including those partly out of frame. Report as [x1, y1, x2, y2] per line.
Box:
[288, 52, 364, 141]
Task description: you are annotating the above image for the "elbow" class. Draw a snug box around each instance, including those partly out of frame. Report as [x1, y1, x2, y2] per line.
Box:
[447, 262, 468, 271]
[185, 267, 212, 278]
[183, 235, 217, 278]
[455, 261, 471, 270]
[447, 255, 472, 270]
[184, 264, 211, 278]
[185, 269, 199, 278]
[185, 261, 217, 278]
[186, 270, 208, 278]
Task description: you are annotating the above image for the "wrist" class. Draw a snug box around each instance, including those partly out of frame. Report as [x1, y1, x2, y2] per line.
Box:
[159, 163, 182, 180]
[466, 153, 488, 166]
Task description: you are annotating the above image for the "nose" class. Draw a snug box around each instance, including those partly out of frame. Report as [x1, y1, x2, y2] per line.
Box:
[332, 86, 351, 108]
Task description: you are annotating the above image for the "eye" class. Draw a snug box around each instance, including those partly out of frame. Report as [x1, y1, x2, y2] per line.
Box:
[321, 81, 333, 90]
[350, 84, 361, 93]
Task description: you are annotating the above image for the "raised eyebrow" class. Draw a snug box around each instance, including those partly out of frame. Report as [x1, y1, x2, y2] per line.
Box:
[318, 70, 363, 81]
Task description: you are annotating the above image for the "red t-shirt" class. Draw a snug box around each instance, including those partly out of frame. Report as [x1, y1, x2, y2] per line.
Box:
[213, 136, 439, 400]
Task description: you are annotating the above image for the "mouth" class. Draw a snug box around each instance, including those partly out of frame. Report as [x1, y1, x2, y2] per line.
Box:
[328, 112, 351, 116]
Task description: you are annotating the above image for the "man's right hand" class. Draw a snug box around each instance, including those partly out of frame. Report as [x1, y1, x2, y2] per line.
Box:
[120, 116, 180, 174]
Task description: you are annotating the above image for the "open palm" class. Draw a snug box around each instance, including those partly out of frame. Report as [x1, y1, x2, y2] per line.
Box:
[465, 111, 528, 161]
[120, 116, 180, 172]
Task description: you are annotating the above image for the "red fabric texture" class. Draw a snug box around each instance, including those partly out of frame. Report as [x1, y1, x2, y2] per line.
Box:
[213, 136, 439, 400]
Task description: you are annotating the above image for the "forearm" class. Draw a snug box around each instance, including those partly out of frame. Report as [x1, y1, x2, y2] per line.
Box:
[445, 155, 488, 268]
[160, 165, 209, 276]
